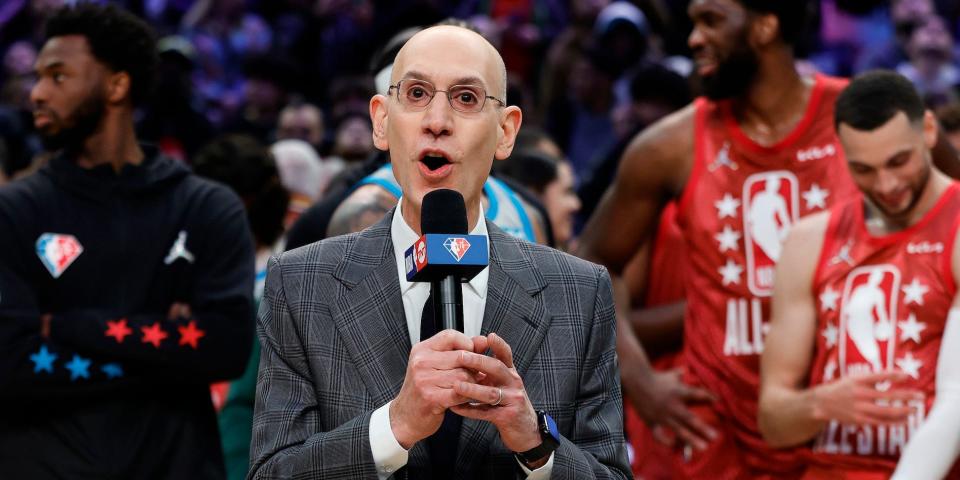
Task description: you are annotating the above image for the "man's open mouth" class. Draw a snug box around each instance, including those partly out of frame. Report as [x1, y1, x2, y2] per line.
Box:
[420, 153, 451, 171]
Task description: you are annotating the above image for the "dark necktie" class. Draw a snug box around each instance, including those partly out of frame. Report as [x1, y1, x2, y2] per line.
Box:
[420, 284, 463, 478]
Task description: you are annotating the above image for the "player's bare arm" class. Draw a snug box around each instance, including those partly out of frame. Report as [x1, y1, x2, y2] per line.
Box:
[579, 104, 718, 449]
[759, 212, 918, 448]
[893, 223, 960, 478]
[327, 183, 397, 237]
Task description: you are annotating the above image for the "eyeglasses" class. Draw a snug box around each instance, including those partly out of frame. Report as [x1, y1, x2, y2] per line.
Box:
[388, 79, 505, 113]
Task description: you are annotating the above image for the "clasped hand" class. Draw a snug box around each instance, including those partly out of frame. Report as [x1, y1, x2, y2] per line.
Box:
[389, 330, 542, 455]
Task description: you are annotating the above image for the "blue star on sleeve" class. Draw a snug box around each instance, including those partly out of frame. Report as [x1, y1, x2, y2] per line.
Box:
[29, 345, 57, 374]
[65, 354, 91, 381]
[101, 363, 123, 379]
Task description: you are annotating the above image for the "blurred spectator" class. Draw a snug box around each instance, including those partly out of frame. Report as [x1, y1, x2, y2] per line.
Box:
[538, 0, 608, 120]
[496, 149, 581, 250]
[192, 133, 289, 480]
[308, 0, 378, 100]
[224, 55, 299, 143]
[545, 42, 617, 178]
[936, 102, 960, 151]
[181, 0, 272, 56]
[2, 39, 34, 81]
[812, 0, 890, 76]
[1, 41, 36, 111]
[576, 62, 691, 229]
[0, 40, 41, 177]
[326, 74, 374, 125]
[0, 0, 66, 53]
[193, 134, 289, 259]
[182, 0, 274, 128]
[276, 100, 325, 153]
[328, 112, 374, 165]
[896, 15, 959, 107]
[861, 0, 936, 70]
[453, 1, 567, 84]
[270, 138, 343, 227]
[594, 1, 650, 101]
[138, 35, 216, 162]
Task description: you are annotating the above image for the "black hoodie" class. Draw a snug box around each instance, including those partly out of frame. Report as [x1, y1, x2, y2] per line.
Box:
[0, 146, 254, 479]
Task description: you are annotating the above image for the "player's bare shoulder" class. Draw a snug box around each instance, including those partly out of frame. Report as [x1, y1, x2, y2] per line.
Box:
[781, 210, 832, 267]
[619, 103, 696, 194]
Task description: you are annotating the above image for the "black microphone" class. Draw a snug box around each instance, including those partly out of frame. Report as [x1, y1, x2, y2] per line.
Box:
[420, 189, 468, 332]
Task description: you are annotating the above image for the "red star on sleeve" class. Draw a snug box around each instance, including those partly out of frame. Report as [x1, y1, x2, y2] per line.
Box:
[141, 322, 169, 348]
[177, 321, 206, 350]
[105, 318, 133, 343]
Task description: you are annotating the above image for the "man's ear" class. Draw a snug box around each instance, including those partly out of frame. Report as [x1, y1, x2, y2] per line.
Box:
[750, 13, 779, 48]
[370, 94, 390, 151]
[923, 109, 938, 150]
[494, 105, 523, 161]
[106, 71, 131, 104]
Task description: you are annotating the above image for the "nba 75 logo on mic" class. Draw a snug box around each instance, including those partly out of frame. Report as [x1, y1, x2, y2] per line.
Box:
[443, 237, 471, 262]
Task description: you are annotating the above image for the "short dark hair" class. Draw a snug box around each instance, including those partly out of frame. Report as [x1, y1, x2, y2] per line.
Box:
[193, 135, 289, 247]
[629, 63, 691, 110]
[936, 103, 960, 133]
[737, 0, 810, 45]
[44, 3, 158, 106]
[496, 150, 561, 194]
[835, 70, 925, 131]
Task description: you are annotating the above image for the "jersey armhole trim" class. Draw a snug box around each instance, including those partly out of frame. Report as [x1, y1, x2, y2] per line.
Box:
[941, 190, 960, 296]
[810, 208, 840, 295]
[677, 98, 708, 222]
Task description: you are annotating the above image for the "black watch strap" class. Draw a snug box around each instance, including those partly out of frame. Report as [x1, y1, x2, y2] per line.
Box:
[515, 411, 560, 467]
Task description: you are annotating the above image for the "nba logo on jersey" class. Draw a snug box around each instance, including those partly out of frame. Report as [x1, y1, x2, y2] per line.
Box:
[742, 171, 799, 296]
[839, 265, 900, 376]
[35, 233, 84, 279]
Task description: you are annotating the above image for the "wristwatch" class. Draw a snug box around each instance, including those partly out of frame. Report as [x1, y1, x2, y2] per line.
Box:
[515, 410, 560, 468]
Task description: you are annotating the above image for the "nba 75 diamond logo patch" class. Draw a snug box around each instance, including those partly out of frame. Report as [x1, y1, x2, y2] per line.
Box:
[36, 233, 84, 279]
[443, 237, 471, 262]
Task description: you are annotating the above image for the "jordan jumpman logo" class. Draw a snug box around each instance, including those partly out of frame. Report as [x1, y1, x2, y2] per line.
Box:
[164, 231, 195, 265]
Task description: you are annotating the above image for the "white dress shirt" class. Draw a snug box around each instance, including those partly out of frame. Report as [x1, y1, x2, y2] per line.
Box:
[369, 200, 553, 479]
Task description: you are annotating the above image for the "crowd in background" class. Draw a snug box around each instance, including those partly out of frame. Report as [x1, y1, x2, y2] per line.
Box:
[4, 0, 960, 477]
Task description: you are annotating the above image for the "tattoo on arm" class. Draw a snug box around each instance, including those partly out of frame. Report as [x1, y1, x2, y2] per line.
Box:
[326, 187, 397, 237]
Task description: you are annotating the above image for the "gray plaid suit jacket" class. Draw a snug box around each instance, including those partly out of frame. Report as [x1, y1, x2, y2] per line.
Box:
[249, 210, 630, 479]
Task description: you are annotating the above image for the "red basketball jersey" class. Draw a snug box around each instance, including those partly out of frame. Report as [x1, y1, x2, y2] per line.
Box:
[806, 183, 960, 473]
[677, 74, 860, 471]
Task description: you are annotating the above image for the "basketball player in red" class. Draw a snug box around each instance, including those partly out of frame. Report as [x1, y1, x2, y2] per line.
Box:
[580, 0, 863, 476]
[759, 71, 960, 479]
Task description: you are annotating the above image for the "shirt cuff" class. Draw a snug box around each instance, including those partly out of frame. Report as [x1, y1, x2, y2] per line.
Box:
[517, 452, 555, 479]
[369, 401, 409, 479]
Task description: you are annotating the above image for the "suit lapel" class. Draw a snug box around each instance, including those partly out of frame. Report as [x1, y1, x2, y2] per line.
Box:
[330, 210, 411, 407]
[455, 224, 552, 476]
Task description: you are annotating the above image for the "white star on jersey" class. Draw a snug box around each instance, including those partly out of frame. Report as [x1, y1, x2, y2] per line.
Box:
[715, 193, 741, 219]
[802, 183, 830, 210]
[898, 313, 926, 344]
[896, 352, 923, 379]
[714, 225, 741, 252]
[902, 278, 930, 306]
[718, 259, 744, 285]
[821, 323, 839, 348]
[819, 286, 840, 312]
